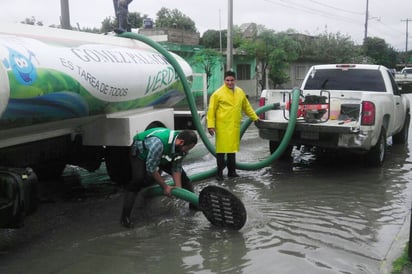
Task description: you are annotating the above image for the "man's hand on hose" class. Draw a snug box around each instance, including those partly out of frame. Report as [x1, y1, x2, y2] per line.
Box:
[163, 184, 174, 197]
[208, 128, 215, 136]
[254, 119, 263, 127]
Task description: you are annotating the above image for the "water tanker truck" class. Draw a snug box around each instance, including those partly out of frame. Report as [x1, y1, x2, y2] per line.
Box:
[0, 24, 193, 183]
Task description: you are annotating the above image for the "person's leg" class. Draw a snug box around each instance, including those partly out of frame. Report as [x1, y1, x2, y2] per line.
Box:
[180, 169, 193, 192]
[120, 191, 136, 228]
[227, 153, 239, 177]
[180, 169, 200, 210]
[120, 155, 145, 228]
[216, 153, 225, 181]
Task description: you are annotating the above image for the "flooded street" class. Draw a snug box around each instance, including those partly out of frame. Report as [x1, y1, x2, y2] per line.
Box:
[1, 124, 412, 274]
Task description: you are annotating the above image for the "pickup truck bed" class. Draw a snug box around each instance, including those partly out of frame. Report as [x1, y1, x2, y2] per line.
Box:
[258, 64, 411, 166]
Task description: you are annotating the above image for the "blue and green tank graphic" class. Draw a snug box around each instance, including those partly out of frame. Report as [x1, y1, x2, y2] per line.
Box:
[0, 33, 192, 129]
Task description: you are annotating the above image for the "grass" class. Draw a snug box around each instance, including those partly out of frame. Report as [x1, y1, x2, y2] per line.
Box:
[392, 244, 412, 274]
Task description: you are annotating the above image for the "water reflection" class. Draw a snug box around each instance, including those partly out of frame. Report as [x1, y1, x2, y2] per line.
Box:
[1, 132, 412, 274]
[238, 142, 412, 273]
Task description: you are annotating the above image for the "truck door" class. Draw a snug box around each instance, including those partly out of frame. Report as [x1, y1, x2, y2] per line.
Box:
[388, 71, 405, 133]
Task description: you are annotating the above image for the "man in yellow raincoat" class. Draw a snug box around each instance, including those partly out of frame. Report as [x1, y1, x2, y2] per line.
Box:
[207, 71, 260, 181]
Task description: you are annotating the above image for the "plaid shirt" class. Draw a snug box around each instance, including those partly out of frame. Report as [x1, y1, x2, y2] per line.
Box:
[137, 136, 183, 174]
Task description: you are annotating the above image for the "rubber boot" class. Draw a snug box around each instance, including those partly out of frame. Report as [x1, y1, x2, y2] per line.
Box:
[216, 153, 225, 181]
[120, 191, 137, 228]
[227, 153, 239, 178]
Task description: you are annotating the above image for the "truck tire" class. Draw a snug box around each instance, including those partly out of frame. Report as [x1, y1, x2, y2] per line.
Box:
[105, 146, 131, 185]
[365, 127, 386, 167]
[269, 141, 293, 161]
[392, 113, 410, 145]
[33, 163, 66, 181]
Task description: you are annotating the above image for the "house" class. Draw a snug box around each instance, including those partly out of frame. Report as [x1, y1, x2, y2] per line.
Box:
[138, 24, 318, 100]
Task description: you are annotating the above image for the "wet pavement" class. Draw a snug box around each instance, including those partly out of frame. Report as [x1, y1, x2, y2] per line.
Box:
[1, 122, 412, 274]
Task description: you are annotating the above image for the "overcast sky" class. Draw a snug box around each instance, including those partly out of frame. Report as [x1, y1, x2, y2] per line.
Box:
[1, 0, 411, 51]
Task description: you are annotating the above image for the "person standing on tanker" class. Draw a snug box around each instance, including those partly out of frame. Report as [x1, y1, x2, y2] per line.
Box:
[114, 0, 133, 32]
[120, 128, 198, 228]
[207, 71, 260, 181]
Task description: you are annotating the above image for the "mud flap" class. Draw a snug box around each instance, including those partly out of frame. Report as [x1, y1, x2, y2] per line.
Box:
[0, 167, 38, 228]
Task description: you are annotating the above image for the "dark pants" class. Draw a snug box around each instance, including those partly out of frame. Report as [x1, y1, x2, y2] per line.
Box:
[216, 153, 237, 176]
[121, 153, 196, 225]
[117, 5, 130, 32]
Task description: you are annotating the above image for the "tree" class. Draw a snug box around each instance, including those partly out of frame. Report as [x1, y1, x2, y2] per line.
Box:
[101, 17, 115, 33]
[128, 12, 148, 29]
[296, 32, 360, 63]
[155, 7, 197, 32]
[192, 48, 222, 88]
[200, 29, 227, 49]
[239, 28, 300, 88]
[364, 37, 397, 68]
[200, 25, 247, 50]
[267, 31, 300, 87]
[21, 17, 43, 26]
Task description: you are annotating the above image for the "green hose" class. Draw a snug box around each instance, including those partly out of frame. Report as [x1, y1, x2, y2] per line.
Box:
[141, 184, 200, 206]
[118, 32, 299, 199]
[118, 32, 215, 156]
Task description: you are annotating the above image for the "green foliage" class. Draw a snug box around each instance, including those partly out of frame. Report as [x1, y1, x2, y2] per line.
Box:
[21, 17, 43, 26]
[364, 37, 397, 68]
[155, 7, 197, 32]
[192, 48, 222, 88]
[200, 29, 227, 49]
[397, 50, 412, 66]
[200, 26, 244, 49]
[239, 28, 300, 88]
[128, 12, 148, 29]
[99, 12, 147, 33]
[232, 25, 245, 48]
[297, 32, 359, 63]
[101, 17, 115, 33]
[391, 244, 412, 274]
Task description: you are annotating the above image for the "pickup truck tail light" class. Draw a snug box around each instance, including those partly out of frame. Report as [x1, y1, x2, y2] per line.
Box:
[361, 101, 375, 125]
[259, 97, 266, 119]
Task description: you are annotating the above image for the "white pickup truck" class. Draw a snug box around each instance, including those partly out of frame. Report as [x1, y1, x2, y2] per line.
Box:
[257, 64, 411, 166]
[394, 67, 412, 88]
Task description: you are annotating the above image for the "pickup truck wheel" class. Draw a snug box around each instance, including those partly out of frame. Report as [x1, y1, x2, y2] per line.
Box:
[269, 141, 293, 161]
[365, 127, 386, 167]
[392, 114, 410, 145]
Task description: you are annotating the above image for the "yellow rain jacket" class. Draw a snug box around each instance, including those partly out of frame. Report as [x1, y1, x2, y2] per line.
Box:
[207, 84, 259, 153]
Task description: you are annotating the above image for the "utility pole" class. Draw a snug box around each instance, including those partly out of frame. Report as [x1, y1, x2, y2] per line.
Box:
[219, 9, 222, 54]
[363, 0, 369, 45]
[227, 0, 233, 71]
[401, 19, 411, 67]
[60, 0, 71, 30]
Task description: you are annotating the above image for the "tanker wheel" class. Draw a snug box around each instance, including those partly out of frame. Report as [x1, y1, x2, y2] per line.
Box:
[105, 146, 131, 185]
[33, 162, 67, 181]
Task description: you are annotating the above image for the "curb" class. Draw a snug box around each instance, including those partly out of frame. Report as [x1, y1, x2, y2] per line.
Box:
[380, 209, 411, 273]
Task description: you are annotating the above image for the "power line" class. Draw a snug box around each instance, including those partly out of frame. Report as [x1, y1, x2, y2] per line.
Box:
[260, 0, 403, 48]
[308, 0, 363, 15]
[262, 0, 362, 25]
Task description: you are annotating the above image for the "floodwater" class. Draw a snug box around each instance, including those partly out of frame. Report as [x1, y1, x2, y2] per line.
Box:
[1, 124, 412, 274]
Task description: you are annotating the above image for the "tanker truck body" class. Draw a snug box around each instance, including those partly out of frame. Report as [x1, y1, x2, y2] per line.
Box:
[0, 24, 193, 184]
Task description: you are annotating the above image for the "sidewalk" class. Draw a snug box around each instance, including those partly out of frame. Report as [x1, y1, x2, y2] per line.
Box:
[381, 206, 410, 273]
